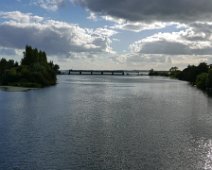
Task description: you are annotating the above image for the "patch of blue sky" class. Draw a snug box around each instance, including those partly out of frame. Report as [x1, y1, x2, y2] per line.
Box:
[0, 0, 31, 12]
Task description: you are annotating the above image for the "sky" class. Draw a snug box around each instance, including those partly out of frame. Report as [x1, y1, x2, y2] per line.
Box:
[1, 0, 212, 70]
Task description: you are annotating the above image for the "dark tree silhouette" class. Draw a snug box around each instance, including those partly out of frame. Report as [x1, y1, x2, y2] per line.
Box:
[149, 62, 212, 92]
[0, 45, 59, 87]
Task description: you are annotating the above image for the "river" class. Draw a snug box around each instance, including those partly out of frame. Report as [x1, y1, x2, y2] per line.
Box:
[1, 75, 212, 170]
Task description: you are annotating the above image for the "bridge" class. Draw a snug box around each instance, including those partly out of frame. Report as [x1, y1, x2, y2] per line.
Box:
[61, 70, 150, 76]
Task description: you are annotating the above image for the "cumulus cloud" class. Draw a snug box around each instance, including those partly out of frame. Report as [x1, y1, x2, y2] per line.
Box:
[113, 21, 212, 70]
[73, 0, 212, 23]
[129, 23, 212, 56]
[111, 21, 172, 32]
[0, 11, 43, 23]
[0, 11, 117, 58]
[73, 0, 212, 69]
[34, 0, 66, 11]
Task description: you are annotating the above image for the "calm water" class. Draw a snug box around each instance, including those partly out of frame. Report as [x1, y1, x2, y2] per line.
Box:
[1, 76, 212, 170]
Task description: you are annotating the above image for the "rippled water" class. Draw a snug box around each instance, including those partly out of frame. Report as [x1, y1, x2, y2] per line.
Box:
[1, 75, 212, 170]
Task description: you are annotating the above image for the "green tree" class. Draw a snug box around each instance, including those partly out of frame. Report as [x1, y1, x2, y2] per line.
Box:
[197, 62, 208, 74]
[196, 73, 208, 89]
[206, 69, 212, 89]
[169, 66, 181, 78]
[0, 45, 59, 87]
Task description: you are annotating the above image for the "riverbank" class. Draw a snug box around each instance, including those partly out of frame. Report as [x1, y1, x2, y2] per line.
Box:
[149, 63, 212, 93]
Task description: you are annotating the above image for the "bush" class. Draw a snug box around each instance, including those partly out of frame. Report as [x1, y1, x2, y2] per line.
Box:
[196, 73, 208, 89]
[206, 69, 212, 89]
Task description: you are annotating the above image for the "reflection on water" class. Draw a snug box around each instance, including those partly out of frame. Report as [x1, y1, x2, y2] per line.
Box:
[0, 86, 35, 92]
[1, 75, 212, 169]
[202, 139, 212, 170]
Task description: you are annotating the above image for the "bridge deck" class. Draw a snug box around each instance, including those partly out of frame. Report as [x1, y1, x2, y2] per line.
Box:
[64, 70, 150, 76]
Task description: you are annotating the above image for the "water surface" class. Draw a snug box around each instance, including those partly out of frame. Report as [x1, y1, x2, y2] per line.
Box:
[1, 76, 212, 170]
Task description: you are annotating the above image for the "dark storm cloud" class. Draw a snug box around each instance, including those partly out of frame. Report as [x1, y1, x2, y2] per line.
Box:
[73, 0, 212, 22]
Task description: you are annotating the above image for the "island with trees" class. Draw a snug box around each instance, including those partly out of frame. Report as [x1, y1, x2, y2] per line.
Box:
[0, 45, 59, 88]
[149, 62, 212, 92]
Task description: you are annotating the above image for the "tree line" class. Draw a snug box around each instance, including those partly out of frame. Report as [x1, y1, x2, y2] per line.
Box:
[150, 62, 212, 91]
[0, 45, 59, 87]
